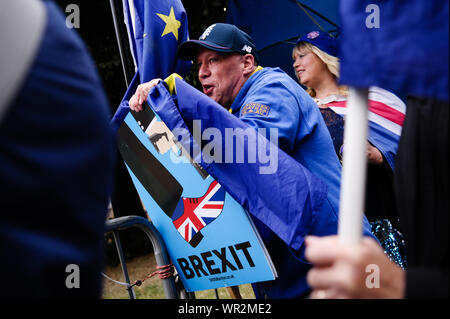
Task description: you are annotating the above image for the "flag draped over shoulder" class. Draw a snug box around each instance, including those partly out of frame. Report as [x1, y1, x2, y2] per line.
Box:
[112, 0, 191, 128]
[148, 76, 328, 250]
[339, 0, 449, 101]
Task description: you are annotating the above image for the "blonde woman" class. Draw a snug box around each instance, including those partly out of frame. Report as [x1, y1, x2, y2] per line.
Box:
[293, 31, 407, 267]
[292, 32, 349, 161]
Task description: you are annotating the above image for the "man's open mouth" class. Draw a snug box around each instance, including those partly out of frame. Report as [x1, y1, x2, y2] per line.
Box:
[202, 84, 214, 95]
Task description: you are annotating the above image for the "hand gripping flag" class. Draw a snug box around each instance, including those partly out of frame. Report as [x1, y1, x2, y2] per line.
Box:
[148, 75, 329, 251]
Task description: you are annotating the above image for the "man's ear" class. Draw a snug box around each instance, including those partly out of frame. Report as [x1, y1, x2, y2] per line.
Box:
[242, 54, 256, 76]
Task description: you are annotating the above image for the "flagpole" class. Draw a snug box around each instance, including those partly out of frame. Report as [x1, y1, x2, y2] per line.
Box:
[338, 87, 369, 244]
[108, 0, 148, 228]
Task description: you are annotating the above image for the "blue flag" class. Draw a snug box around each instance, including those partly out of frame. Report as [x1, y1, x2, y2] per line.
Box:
[339, 0, 449, 101]
[123, 0, 191, 83]
[148, 76, 377, 297]
[148, 76, 329, 251]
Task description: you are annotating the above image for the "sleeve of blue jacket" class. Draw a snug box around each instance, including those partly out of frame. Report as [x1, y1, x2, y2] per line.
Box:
[148, 77, 328, 251]
[236, 80, 300, 154]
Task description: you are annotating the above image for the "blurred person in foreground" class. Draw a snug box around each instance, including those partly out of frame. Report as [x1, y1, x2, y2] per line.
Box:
[0, 0, 114, 297]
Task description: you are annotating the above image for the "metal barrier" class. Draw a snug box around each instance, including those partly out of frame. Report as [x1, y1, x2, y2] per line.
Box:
[104, 215, 194, 299]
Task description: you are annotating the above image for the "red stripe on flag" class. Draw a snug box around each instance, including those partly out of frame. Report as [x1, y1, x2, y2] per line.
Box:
[184, 224, 189, 242]
[327, 101, 346, 108]
[203, 204, 224, 209]
[173, 199, 205, 231]
[369, 100, 405, 126]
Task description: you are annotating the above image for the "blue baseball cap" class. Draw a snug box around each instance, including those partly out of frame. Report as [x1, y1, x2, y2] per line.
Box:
[177, 23, 259, 63]
[296, 31, 338, 57]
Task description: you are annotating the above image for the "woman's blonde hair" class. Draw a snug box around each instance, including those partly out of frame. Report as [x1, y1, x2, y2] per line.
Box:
[293, 42, 348, 98]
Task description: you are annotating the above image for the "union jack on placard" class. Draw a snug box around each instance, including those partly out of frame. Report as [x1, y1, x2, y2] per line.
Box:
[171, 181, 225, 247]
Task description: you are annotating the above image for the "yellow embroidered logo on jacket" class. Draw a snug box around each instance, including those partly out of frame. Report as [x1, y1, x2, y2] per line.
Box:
[241, 102, 270, 117]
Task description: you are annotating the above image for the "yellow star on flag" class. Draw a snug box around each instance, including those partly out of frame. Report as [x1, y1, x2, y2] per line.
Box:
[156, 7, 181, 41]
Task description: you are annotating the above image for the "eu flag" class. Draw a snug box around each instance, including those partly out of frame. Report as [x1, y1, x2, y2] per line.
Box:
[123, 0, 191, 83]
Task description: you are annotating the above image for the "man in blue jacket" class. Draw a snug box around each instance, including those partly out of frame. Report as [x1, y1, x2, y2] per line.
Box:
[130, 23, 374, 298]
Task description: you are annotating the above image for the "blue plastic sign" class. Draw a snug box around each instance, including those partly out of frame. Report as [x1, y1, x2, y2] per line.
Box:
[117, 108, 277, 292]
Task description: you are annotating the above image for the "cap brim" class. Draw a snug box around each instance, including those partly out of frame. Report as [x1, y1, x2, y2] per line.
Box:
[177, 40, 234, 61]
